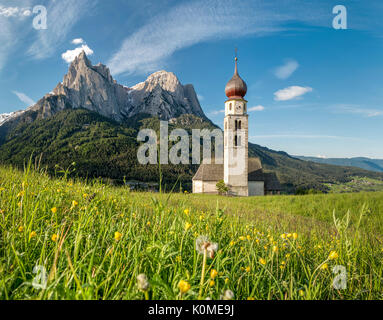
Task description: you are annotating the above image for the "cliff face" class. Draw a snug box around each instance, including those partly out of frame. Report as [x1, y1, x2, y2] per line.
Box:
[0, 51, 206, 134]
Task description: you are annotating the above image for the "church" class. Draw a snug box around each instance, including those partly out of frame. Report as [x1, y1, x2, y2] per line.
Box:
[192, 55, 281, 196]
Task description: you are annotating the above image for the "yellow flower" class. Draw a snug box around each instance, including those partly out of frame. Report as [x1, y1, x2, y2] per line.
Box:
[178, 280, 191, 294]
[225, 278, 229, 284]
[184, 209, 189, 216]
[292, 233, 298, 240]
[245, 266, 251, 273]
[239, 236, 246, 241]
[285, 253, 291, 259]
[29, 231, 37, 239]
[17, 191, 25, 198]
[18, 226, 24, 232]
[147, 221, 151, 226]
[328, 251, 339, 260]
[51, 234, 58, 242]
[176, 256, 182, 263]
[246, 235, 251, 241]
[51, 207, 57, 214]
[72, 200, 78, 207]
[229, 241, 235, 246]
[83, 193, 88, 198]
[247, 297, 255, 300]
[259, 258, 266, 265]
[281, 233, 286, 239]
[287, 233, 292, 238]
[114, 231, 122, 241]
[210, 269, 218, 279]
[185, 222, 192, 232]
[320, 263, 328, 270]
[299, 290, 304, 297]
[272, 246, 278, 253]
[209, 280, 215, 287]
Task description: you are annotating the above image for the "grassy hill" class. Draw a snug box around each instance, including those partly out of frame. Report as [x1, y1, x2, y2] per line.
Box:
[1, 165, 382, 299]
[0, 108, 382, 193]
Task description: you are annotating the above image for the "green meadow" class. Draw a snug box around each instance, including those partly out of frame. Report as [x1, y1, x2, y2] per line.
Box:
[1, 164, 383, 300]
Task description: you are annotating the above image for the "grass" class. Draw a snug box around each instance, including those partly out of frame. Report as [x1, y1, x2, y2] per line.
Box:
[326, 176, 383, 193]
[1, 164, 383, 300]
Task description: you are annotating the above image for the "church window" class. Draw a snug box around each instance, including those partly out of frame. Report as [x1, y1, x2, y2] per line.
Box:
[235, 120, 238, 131]
[234, 135, 238, 147]
[238, 120, 241, 130]
[229, 103, 232, 111]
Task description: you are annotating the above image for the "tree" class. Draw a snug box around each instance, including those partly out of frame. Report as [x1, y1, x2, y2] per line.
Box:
[216, 180, 229, 195]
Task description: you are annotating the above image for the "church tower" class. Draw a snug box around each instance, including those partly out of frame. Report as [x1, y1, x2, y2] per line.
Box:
[223, 53, 249, 196]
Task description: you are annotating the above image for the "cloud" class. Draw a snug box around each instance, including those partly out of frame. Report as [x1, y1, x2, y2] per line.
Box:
[28, 0, 92, 60]
[274, 86, 312, 101]
[248, 105, 265, 112]
[250, 134, 363, 141]
[274, 59, 299, 79]
[72, 38, 84, 45]
[209, 109, 225, 116]
[12, 90, 35, 107]
[197, 94, 204, 101]
[61, 44, 94, 63]
[107, 0, 332, 75]
[334, 104, 383, 118]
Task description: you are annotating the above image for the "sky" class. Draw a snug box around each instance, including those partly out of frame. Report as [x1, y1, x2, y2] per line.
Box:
[0, 0, 383, 158]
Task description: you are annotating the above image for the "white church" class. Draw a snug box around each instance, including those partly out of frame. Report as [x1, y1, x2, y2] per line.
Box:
[192, 55, 281, 196]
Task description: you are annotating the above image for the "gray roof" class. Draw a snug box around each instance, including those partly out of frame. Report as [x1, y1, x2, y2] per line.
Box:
[192, 157, 281, 191]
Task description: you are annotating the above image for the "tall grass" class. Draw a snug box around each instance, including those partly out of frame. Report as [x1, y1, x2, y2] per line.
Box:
[0, 164, 382, 300]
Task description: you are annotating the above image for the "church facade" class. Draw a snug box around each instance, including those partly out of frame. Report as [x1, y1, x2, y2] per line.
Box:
[192, 55, 281, 196]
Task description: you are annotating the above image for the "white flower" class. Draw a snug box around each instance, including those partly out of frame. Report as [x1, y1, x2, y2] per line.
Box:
[137, 273, 149, 291]
[196, 235, 219, 259]
[222, 289, 234, 300]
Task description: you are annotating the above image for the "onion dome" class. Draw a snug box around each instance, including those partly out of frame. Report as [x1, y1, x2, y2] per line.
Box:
[225, 57, 247, 99]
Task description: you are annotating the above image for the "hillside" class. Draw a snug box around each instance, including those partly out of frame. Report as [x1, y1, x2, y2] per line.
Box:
[0, 108, 382, 193]
[296, 156, 383, 173]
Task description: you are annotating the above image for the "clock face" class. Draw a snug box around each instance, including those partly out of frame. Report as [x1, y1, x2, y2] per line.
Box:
[237, 105, 241, 111]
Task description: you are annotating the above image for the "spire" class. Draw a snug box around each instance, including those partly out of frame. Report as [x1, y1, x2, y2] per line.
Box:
[225, 48, 247, 99]
[234, 48, 238, 75]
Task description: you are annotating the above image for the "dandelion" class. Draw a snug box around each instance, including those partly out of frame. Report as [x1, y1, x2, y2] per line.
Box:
[225, 278, 229, 284]
[137, 274, 150, 299]
[83, 193, 88, 198]
[299, 290, 304, 297]
[196, 236, 218, 259]
[285, 253, 291, 259]
[259, 258, 266, 265]
[292, 233, 298, 240]
[147, 221, 151, 226]
[210, 269, 218, 279]
[272, 246, 278, 253]
[51, 234, 58, 242]
[185, 222, 192, 232]
[246, 235, 251, 241]
[229, 241, 235, 246]
[184, 209, 190, 216]
[209, 280, 215, 287]
[328, 251, 339, 260]
[51, 207, 57, 214]
[239, 236, 246, 241]
[222, 290, 234, 300]
[245, 266, 251, 273]
[320, 263, 328, 270]
[29, 231, 37, 240]
[18, 226, 24, 232]
[114, 231, 122, 241]
[178, 280, 191, 294]
[17, 191, 25, 198]
[71, 200, 78, 208]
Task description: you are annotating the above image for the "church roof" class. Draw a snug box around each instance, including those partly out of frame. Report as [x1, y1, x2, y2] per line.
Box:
[225, 57, 247, 99]
[192, 158, 282, 191]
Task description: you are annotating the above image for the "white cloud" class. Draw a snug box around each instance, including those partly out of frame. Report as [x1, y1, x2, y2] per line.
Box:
[12, 91, 35, 107]
[61, 44, 94, 63]
[209, 109, 225, 116]
[72, 38, 84, 45]
[28, 0, 92, 59]
[250, 134, 363, 141]
[274, 86, 312, 101]
[248, 105, 265, 112]
[274, 59, 299, 79]
[334, 104, 383, 118]
[107, 0, 331, 75]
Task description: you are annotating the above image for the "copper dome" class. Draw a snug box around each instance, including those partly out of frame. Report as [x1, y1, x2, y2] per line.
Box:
[225, 57, 247, 99]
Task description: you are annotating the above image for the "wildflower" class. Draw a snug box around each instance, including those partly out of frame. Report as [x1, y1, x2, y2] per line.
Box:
[178, 280, 191, 294]
[196, 236, 218, 259]
[185, 222, 192, 232]
[292, 233, 298, 240]
[222, 290, 234, 300]
[328, 251, 339, 260]
[320, 263, 328, 270]
[281, 233, 286, 239]
[299, 290, 304, 297]
[245, 266, 251, 273]
[272, 246, 278, 253]
[17, 191, 25, 198]
[114, 232, 122, 241]
[29, 231, 37, 240]
[239, 236, 246, 241]
[137, 274, 150, 292]
[209, 280, 215, 287]
[71, 200, 78, 208]
[147, 221, 151, 226]
[210, 269, 218, 279]
[246, 235, 251, 241]
[83, 193, 88, 198]
[51, 234, 58, 242]
[184, 209, 190, 216]
[225, 278, 229, 284]
[18, 226, 24, 232]
[229, 241, 235, 246]
[285, 253, 291, 259]
[51, 207, 57, 214]
[259, 258, 266, 265]
[247, 297, 255, 300]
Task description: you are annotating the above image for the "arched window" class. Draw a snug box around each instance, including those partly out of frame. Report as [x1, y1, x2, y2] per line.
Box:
[229, 103, 232, 111]
[235, 120, 238, 131]
[234, 135, 238, 147]
[238, 120, 241, 130]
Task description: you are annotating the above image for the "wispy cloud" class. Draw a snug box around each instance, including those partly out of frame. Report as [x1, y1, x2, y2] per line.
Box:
[209, 109, 225, 116]
[248, 105, 265, 112]
[12, 90, 35, 106]
[107, 0, 330, 75]
[72, 38, 84, 45]
[274, 59, 299, 79]
[250, 134, 363, 141]
[274, 86, 312, 101]
[333, 104, 383, 118]
[28, 0, 92, 60]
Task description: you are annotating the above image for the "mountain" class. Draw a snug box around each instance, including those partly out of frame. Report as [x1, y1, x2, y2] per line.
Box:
[0, 52, 382, 193]
[296, 156, 383, 173]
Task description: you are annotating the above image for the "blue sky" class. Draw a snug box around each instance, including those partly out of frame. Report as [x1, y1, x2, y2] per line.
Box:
[1, 0, 383, 158]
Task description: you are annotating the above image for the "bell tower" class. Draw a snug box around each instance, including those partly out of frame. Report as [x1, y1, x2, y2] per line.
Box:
[223, 52, 249, 196]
